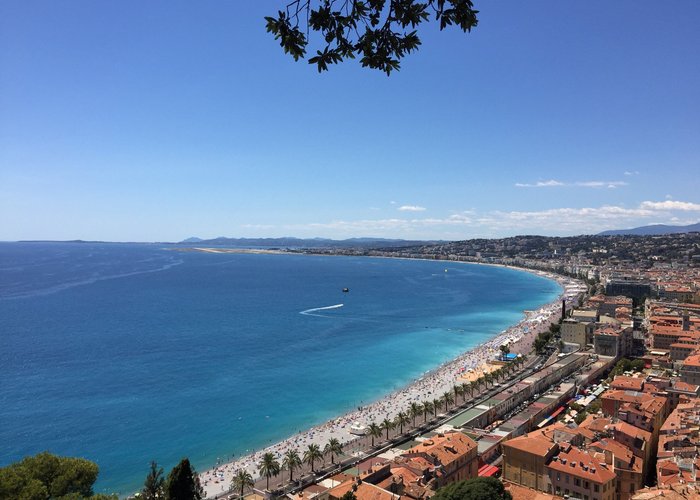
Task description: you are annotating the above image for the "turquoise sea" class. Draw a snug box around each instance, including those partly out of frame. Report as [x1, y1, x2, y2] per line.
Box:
[0, 242, 561, 495]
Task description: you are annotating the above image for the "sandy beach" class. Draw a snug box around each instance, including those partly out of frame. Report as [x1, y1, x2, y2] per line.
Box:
[198, 265, 584, 498]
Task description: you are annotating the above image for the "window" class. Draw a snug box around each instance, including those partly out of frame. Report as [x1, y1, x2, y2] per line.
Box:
[575, 478, 581, 487]
[595, 484, 600, 493]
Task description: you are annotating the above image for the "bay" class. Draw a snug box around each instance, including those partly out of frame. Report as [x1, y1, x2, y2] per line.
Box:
[0, 242, 561, 495]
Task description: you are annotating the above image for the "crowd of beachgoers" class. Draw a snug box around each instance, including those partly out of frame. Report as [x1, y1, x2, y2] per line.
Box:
[199, 268, 584, 498]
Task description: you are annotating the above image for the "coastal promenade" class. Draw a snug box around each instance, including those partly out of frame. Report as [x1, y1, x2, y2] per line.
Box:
[206, 349, 549, 499]
[198, 267, 584, 499]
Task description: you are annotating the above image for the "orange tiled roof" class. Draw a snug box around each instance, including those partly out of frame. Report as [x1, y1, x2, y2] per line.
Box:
[683, 354, 700, 367]
[611, 376, 645, 391]
[502, 430, 558, 458]
[404, 432, 476, 468]
[547, 447, 616, 484]
[329, 480, 406, 500]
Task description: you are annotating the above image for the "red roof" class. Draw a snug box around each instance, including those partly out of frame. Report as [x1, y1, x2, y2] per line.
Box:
[478, 464, 500, 477]
[550, 407, 565, 418]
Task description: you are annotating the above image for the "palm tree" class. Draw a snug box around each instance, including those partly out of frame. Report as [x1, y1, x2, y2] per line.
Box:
[465, 381, 475, 399]
[324, 438, 343, 465]
[258, 452, 281, 492]
[422, 401, 433, 423]
[432, 398, 441, 417]
[368, 422, 382, 447]
[453, 384, 464, 405]
[409, 402, 422, 427]
[303, 443, 323, 472]
[282, 449, 302, 483]
[460, 382, 470, 401]
[231, 469, 254, 499]
[442, 391, 454, 412]
[395, 411, 410, 434]
[381, 418, 395, 441]
[484, 372, 493, 388]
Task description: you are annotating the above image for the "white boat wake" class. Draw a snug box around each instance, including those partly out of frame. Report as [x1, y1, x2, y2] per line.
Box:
[300, 303, 344, 317]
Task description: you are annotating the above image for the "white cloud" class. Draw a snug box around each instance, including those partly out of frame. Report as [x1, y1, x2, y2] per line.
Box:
[576, 181, 628, 188]
[640, 200, 700, 211]
[398, 205, 427, 212]
[515, 179, 627, 188]
[280, 200, 699, 239]
[515, 180, 565, 188]
[624, 170, 640, 176]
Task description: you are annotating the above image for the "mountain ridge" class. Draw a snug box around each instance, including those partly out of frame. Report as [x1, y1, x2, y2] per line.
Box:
[598, 222, 700, 236]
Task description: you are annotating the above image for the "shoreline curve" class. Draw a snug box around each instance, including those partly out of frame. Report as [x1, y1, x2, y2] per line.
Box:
[194, 255, 584, 499]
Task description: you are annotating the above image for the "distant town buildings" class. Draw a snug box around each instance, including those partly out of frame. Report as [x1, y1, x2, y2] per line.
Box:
[293, 232, 700, 500]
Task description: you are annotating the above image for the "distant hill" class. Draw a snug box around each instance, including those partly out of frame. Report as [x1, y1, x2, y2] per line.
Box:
[598, 222, 700, 236]
[176, 236, 442, 248]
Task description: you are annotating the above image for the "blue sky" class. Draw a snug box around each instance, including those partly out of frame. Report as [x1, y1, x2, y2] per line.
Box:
[1, 1, 699, 241]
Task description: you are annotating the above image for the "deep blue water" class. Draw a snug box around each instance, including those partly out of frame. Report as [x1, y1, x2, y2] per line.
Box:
[0, 242, 561, 495]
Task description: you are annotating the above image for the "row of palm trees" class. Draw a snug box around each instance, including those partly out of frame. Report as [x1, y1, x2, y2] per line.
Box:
[231, 356, 526, 496]
[237, 437, 344, 493]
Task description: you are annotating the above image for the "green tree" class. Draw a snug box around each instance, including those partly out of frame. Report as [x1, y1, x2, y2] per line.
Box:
[165, 458, 203, 500]
[340, 491, 358, 500]
[258, 452, 281, 491]
[461, 382, 472, 400]
[395, 411, 410, 434]
[266, 0, 479, 75]
[432, 477, 512, 500]
[381, 418, 395, 440]
[442, 391, 454, 412]
[282, 449, 302, 483]
[303, 444, 323, 473]
[142, 461, 165, 500]
[409, 402, 422, 427]
[0, 451, 106, 500]
[453, 384, 464, 404]
[323, 438, 343, 465]
[422, 401, 434, 422]
[534, 335, 549, 355]
[231, 469, 254, 499]
[368, 422, 382, 447]
[499, 344, 510, 360]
